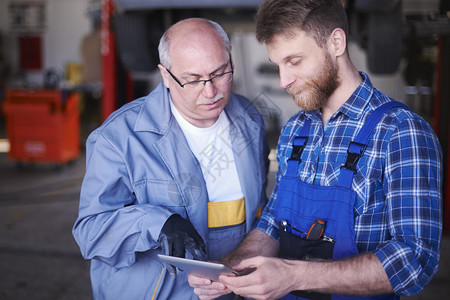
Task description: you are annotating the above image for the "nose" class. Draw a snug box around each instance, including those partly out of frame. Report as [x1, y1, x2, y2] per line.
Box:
[279, 68, 295, 89]
[202, 80, 217, 98]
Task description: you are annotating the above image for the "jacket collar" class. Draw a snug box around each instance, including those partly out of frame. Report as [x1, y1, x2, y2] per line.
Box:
[134, 82, 173, 134]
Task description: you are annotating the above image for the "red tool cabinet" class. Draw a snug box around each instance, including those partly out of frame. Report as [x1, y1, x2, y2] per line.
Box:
[2, 89, 80, 165]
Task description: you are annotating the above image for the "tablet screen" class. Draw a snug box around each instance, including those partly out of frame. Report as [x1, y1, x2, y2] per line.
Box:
[157, 254, 236, 281]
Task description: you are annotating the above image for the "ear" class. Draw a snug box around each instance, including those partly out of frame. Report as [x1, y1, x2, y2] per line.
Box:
[158, 64, 171, 88]
[328, 28, 347, 57]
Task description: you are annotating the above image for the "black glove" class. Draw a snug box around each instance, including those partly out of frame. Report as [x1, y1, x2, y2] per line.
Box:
[160, 214, 207, 261]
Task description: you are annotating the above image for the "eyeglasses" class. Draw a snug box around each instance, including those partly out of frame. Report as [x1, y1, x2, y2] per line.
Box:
[164, 61, 233, 90]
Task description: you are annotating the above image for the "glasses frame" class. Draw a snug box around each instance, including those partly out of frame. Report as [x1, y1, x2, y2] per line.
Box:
[164, 55, 234, 89]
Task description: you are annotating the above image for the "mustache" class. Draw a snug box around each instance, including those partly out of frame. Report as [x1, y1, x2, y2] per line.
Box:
[287, 85, 303, 96]
[196, 93, 225, 105]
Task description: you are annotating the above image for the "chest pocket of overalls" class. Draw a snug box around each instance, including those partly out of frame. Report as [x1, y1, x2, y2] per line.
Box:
[279, 216, 335, 261]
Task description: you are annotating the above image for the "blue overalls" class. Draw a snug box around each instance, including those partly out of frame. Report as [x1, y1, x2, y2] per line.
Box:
[275, 102, 407, 300]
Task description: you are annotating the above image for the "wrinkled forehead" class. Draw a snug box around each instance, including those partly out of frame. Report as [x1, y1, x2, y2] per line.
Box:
[169, 38, 229, 73]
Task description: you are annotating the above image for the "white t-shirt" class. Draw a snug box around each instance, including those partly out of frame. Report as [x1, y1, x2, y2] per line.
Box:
[170, 99, 244, 203]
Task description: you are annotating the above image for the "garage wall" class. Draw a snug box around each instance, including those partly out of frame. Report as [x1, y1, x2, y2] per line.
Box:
[0, 0, 91, 86]
[44, 0, 91, 73]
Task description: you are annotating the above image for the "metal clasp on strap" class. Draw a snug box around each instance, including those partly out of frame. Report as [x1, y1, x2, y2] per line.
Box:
[289, 136, 308, 162]
[342, 141, 367, 173]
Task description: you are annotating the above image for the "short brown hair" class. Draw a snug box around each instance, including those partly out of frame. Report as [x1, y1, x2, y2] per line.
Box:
[255, 0, 349, 48]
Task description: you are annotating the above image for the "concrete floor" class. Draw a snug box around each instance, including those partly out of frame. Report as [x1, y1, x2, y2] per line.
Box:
[0, 149, 449, 299]
[0, 152, 91, 300]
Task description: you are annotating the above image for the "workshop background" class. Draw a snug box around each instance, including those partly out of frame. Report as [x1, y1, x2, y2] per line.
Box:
[0, 0, 449, 299]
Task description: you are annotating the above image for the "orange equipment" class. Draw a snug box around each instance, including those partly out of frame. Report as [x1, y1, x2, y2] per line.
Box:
[2, 89, 80, 165]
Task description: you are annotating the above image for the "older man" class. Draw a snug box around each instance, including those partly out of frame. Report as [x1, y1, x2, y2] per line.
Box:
[73, 18, 269, 299]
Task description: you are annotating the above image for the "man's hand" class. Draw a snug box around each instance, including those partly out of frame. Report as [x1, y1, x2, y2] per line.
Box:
[222, 229, 279, 268]
[159, 214, 207, 276]
[220, 253, 394, 299]
[219, 256, 297, 300]
[188, 274, 232, 300]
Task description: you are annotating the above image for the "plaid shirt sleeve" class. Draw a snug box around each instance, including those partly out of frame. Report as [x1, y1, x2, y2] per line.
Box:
[374, 112, 442, 295]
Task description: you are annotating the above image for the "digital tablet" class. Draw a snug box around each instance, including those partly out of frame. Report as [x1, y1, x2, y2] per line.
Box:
[157, 254, 236, 281]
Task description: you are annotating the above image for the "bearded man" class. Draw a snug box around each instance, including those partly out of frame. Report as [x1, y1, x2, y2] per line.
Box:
[188, 1, 442, 300]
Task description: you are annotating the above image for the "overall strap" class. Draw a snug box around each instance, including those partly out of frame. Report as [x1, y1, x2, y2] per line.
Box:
[286, 118, 311, 176]
[338, 101, 409, 188]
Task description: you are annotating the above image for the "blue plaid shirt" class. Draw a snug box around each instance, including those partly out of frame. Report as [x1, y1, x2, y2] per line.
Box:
[256, 72, 442, 296]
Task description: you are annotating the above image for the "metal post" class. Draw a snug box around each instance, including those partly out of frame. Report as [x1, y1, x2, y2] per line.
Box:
[101, 0, 117, 121]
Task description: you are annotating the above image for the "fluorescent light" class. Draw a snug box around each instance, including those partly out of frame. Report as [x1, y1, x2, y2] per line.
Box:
[0, 139, 10, 153]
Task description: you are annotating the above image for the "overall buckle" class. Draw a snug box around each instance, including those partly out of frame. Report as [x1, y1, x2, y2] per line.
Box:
[342, 141, 367, 173]
[289, 136, 308, 161]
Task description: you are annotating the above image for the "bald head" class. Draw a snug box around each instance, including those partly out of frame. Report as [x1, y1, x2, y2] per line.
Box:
[158, 18, 231, 69]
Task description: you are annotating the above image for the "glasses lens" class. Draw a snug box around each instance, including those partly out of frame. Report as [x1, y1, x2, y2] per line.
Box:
[211, 71, 233, 86]
[184, 81, 204, 89]
[183, 70, 233, 90]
